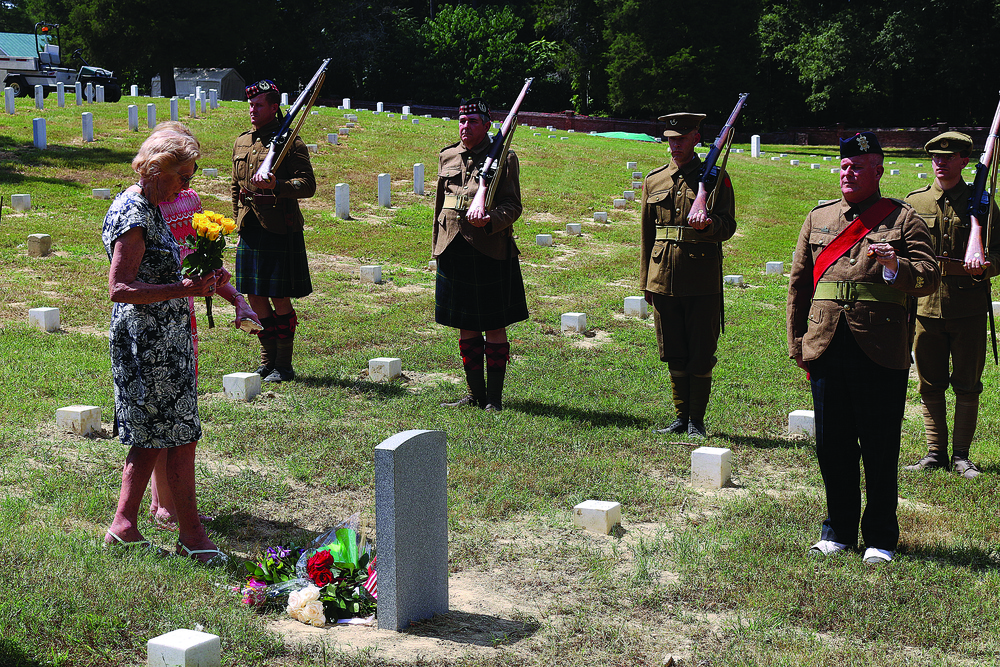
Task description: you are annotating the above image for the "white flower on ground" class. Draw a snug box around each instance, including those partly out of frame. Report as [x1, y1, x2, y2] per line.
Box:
[286, 584, 325, 626]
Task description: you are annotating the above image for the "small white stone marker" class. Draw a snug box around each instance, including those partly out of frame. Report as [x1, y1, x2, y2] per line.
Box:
[626, 161, 637, 170]
[765, 261, 784, 275]
[85, 82, 93, 103]
[790, 159, 800, 166]
[623, 190, 635, 201]
[335, 183, 350, 219]
[346, 122, 355, 128]
[561, 312, 587, 333]
[536, 233, 553, 246]
[147, 628, 221, 667]
[306, 143, 318, 153]
[993, 301, 1000, 318]
[915, 163, 923, 167]
[188, 94, 196, 118]
[209, 89, 218, 109]
[378, 173, 391, 207]
[823, 156, 832, 161]
[624, 296, 648, 318]
[327, 133, 338, 145]
[401, 114, 409, 120]
[918, 173, 928, 179]
[376, 101, 384, 112]
[74, 82, 82, 106]
[780, 153, 788, 157]
[533, 132, 540, 136]
[548, 135, 556, 139]
[57, 82, 64, 107]
[128, 104, 139, 131]
[223, 372, 261, 401]
[890, 169, 900, 175]
[723, 275, 744, 285]
[888, 161, 896, 165]
[412, 118, 419, 125]
[413, 163, 425, 195]
[130, 84, 138, 96]
[698, 153, 706, 159]
[424, 114, 432, 118]
[733, 148, 743, 153]
[169, 97, 178, 121]
[613, 198, 627, 209]
[56, 405, 101, 436]
[830, 168, 839, 174]
[34, 85, 43, 109]
[691, 446, 732, 489]
[789, 409, 815, 437]
[751, 134, 761, 157]
[202, 168, 218, 178]
[572, 500, 621, 534]
[11, 193, 31, 211]
[369, 357, 402, 382]
[27, 233, 51, 256]
[338, 127, 349, 136]
[428, 259, 437, 271]
[33, 117, 46, 149]
[566, 223, 582, 235]
[29, 306, 59, 330]
[360, 265, 383, 284]
[632, 180, 643, 189]
[771, 156, 780, 161]
[4, 87, 14, 114]
[147, 103, 156, 129]
[402, 105, 410, 115]
[92, 188, 111, 199]
[594, 211, 608, 223]
[810, 163, 820, 169]
[632, 171, 642, 179]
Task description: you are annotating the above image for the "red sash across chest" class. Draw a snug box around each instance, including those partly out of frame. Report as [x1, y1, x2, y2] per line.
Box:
[812, 198, 896, 290]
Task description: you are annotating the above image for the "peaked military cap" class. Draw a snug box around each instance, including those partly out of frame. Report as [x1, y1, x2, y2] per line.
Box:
[246, 79, 279, 99]
[840, 132, 883, 158]
[925, 131, 972, 157]
[459, 97, 490, 117]
[658, 112, 705, 137]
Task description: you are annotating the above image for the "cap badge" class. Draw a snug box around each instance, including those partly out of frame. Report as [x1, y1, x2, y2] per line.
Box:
[940, 139, 949, 149]
[670, 119, 677, 125]
[857, 135, 869, 152]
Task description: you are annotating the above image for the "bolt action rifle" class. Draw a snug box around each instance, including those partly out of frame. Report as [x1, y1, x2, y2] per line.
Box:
[465, 77, 534, 221]
[961, 94, 1000, 363]
[253, 58, 331, 182]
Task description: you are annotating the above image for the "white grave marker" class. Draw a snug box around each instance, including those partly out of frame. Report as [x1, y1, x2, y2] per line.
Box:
[147, 103, 156, 128]
[130, 84, 138, 96]
[572, 500, 621, 534]
[624, 296, 648, 318]
[28, 307, 59, 331]
[27, 233, 51, 256]
[369, 357, 402, 382]
[34, 85, 43, 109]
[127, 104, 138, 131]
[566, 223, 582, 235]
[536, 234, 553, 246]
[327, 133, 339, 145]
[4, 87, 13, 114]
[335, 183, 350, 219]
[789, 409, 815, 436]
[723, 275, 744, 285]
[765, 261, 784, 275]
[81, 112, 94, 142]
[594, 211, 608, 223]
[223, 372, 262, 401]
[11, 193, 31, 211]
[413, 163, 425, 195]
[147, 629, 221, 667]
[378, 173, 391, 207]
[360, 265, 383, 284]
[92, 188, 111, 199]
[751, 134, 761, 157]
[56, 82, 64, 107]
[561, 312, 587, 333]
[56, 405, 101, 436]
[32, 117, 46, 149]
[691, 446, 732, 489]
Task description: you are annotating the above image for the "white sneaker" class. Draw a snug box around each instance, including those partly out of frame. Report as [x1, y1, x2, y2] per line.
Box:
[863, 547, 893, 564]
[809, 539, 849, 555]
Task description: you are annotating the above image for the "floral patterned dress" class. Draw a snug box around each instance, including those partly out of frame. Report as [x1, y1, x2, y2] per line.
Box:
[102, 190, 201, 449]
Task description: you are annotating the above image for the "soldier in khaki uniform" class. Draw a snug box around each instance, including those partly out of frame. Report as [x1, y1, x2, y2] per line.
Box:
[232, 79, 316, 383]
[787, 132, 939, 564]
[902, 132, 1000, 479]
[640, 113, 737, 438]
[435, 98, 528, 411]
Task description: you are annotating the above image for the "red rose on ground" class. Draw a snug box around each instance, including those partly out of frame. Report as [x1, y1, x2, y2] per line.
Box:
[307, 550, 335, 586]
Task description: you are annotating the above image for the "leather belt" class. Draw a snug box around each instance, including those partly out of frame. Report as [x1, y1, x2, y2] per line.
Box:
[240, 188, 276, 205]
[813, 280, 907, 306]
[442, 194, 471, 211]
[655, 226, 706, 242]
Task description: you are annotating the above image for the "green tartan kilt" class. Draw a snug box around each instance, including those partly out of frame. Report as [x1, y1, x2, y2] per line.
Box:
[435, 235, 528, 331]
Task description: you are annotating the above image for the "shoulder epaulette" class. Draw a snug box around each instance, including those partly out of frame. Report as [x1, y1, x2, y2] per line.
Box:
[905, 185, 932, 198]
[646, 163, 670, 179]
[812, 198, 841, 211]
[439, 141, 461, 155]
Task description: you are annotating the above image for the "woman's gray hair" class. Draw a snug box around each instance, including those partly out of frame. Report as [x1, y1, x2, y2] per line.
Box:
[131, 128, 200, 178]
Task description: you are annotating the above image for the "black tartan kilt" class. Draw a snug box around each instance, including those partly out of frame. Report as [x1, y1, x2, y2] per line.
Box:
[235, 217, 312, 298]
[435, 235, 529, 331]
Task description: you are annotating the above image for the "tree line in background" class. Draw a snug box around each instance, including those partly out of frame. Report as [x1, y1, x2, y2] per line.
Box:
[3, 0, 1000, 131]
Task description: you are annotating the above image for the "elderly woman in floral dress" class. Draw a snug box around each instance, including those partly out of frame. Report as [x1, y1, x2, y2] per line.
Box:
[145, 122, 258, 531]
[102, 128, 229, 563]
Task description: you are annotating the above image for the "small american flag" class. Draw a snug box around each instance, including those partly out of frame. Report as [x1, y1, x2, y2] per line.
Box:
[362, 555, 377, 599]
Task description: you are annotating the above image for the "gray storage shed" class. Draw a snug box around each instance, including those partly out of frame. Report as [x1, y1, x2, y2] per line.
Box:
[151, 67, 245, 100]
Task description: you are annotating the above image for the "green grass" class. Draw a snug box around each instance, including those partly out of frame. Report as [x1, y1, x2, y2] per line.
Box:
[2, 94, 1000, 666]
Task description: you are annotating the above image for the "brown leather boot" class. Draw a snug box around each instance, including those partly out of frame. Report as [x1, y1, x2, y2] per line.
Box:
[904, 394, 949, 471]
[952, 395, 981, 479]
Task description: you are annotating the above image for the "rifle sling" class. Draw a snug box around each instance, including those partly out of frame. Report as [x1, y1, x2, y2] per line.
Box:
[812, 198, 896, 290]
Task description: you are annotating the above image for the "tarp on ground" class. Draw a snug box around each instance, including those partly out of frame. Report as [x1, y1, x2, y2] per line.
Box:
[594, 131, 658, 142]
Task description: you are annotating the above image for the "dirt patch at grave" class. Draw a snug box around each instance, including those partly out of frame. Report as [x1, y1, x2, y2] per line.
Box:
[570, 329, 611, 349]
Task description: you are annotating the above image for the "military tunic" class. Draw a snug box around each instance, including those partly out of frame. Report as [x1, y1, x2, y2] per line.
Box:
[906, 181, 1000, 397]
[786, 193, 939, 551]
[433, 136, 528, 331]
[232, 118, 316, 298]
[639, 157, 736, 374]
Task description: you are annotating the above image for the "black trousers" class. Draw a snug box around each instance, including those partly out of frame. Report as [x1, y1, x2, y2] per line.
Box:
[809, 320, 907, 551]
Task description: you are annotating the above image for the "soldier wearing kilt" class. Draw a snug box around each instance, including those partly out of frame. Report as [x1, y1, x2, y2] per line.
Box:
[435, 97, 528, 412]
[232, 79, 316, 383]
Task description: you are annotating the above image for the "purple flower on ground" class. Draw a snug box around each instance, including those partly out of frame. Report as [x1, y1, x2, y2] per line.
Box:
[267, 546, 291, 560]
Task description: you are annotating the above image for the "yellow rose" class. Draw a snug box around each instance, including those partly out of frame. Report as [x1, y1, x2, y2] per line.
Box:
[221, 218, 236, 234]
[202, 210, 216, 219]
[206, 225, 220, 241]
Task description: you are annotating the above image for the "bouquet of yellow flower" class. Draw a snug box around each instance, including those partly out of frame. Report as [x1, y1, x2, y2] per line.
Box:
[182, 210, 237, 327]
